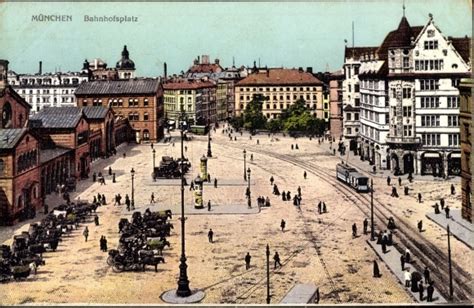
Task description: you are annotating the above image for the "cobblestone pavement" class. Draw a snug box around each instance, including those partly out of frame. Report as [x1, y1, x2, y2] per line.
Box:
[0, 127, 471, 305]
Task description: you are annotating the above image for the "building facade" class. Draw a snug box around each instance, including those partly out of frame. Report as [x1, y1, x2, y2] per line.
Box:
[75, 78, 164, 143]
[459, 78, 473, 222]
[234, 68, 323, 120]
[7, 62, 89, 114]
[329, 70, 344, 140]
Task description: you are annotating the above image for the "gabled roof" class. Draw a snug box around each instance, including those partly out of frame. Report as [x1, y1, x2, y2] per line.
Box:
[75, 78, 160, 96]
[376, 18, 424, 59]
[236, 68, 323, 86]
[29, 107, 84, 129]
[450, 37, 471, 64]
[1, 86, 32, 109]
[82, 106, 111, 120]
[0, 128, 28, 149]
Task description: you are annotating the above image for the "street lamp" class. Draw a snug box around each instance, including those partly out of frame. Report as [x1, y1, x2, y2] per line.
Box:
[243, 149, 247, 181]
[370, 179, 375, 241]
[207, 104, 212, 157]
[266, 244, 270, 304]
[176, 102, 192, 297]
[247, 167, 251, 208]
[447, 225, 453, 301]
[130, 168, 135, 210]
[152, 149, 156, 181]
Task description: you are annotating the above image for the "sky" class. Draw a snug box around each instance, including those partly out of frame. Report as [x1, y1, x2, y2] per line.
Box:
[0, 1, 471, 77]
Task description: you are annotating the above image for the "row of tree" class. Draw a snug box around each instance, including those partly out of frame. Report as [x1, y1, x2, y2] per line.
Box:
[229, 94, 326, 135]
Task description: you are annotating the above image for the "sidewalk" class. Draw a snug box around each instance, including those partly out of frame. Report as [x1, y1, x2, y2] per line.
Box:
[426, 209, 473, 249]
[367, 239, 447, 304]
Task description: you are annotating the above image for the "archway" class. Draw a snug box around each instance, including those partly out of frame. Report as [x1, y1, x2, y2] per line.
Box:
[143, 129, 150, 141]
[391, 153, 400, 175]
[447, 152, 461, 176]
[403, 153, 414, 175]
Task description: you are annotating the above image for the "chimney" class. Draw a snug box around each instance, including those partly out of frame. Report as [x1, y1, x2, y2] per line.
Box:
[298, 67, 303, 72]
[0, 59, 8, 91]
[306, 67, 313, 74]
[215, 58, 220, 65]
[164, 62, 167, 79]
[39, 61, 42, 75]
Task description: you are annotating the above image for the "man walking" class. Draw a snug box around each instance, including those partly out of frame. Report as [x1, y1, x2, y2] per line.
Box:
[208, 200, 212, 211]
[304, 171, 307, 179]
[427, 282, 434, 302]
[418, 193, 422, 203]
[150, 193, 156, 204]
[419, 281, 425, 301]
[387, 176, 391, 186]
[418, 220, 423, 232]
[352, 223, 357, 238]
[363, 218, 368, 234]
[450, 184, 455, 195]
[270, 176, 274, 186]
[445, 206, 450, 218]
[280, 219, 286, 232]
[404, 269, 411, 287]
[423, 267, 430, 284]
[245, 252, 251, 270]
[317, 201, 322, 214]
[214, 178, 218, 188]
[398, 177, 402, 186]
[373, 260, 380, 278]
[83, 226, 89, 242]
[400, 254, 405, 271]
[274, 251, 282, 269]
[208, 229, 214, 243]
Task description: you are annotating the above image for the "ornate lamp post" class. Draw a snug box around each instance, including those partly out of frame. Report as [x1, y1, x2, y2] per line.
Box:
[243, 149, 247, 181]
[152, 149, 156, 181]
[130, 168, 135, 210]
[247, 167, 251, 208]
[176, 102, 192, 297]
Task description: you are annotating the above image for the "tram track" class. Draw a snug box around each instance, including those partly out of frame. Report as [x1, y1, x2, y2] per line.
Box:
[213, 139, 471, 302]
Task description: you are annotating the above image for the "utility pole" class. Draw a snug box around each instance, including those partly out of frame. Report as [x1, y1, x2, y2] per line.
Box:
[370, 178, 375, 241]
[266, 244, 270, 304]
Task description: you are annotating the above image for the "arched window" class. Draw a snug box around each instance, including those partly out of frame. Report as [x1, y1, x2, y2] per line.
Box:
[2, 102, 12, 128]
[17, 195, 22, 208]
[143, 129, 150, 141]
[0, 159, 4, 175]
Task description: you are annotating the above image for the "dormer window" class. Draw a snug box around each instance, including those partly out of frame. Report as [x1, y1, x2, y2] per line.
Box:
[427, 30, 435, 37]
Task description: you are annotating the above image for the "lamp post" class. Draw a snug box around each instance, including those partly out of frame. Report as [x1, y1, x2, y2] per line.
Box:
[243, 149, 247, 181]
[247, 167, 251, 208]
[370, 178, 375, 241]
[176, 102, 192, 297]
[447, 224, 453, 301]
[207, 104, 212, 157]
[266, 244, 270, 304]
[152, 149, 156, 181]
[130, 168, 135, 210]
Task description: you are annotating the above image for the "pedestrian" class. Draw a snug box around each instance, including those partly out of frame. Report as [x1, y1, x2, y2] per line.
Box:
[427, 282, 434, 302]
[234, 136, 237, 141]
[400, 254, 405, 271]
[404, 186, 409, 196]
[208, 229, 214, 243]
[99, 236, 104, 251]
[117, 194, 122, 205]
[101, 194, 106, 205]
[190, 181, 194, 191]
[304, 171, 307, 179]
[185, 145, 188, 152]
[398, 177, 402, 186]
[381, 237, 387, 253]
[391, 186, 399, 197]
[418, 220, 423, 232]
[245, 252, 251, 270]
[445, 206, 450, 218]
[109, 166, 112, 176]
[251, 154, 254, 161]
[83, 226, 89, 242]
[440, 198, 445, 210]
[405, 248, 411, 263]
[123, 153, 126, 158]
[408, 172, 413, 183]
[207, 173, 211, 183]
[214, 178, 218, 188]
[94, 215, 99, 226]
[93, 172, 97, 182]
[280, 219, 286, 232]
[424, 267, 430, 284]
[352, 223, 357, 238]
[103, 236, 108, 252]
[363, 218, 368, 234]
[373, 260, 380, 278]
[419, 281, 425, 301]
[93, 196, 97, 204]
[404, 269, 411, 287]
[286, 191, 291, 200]
[450, 184, 455, 195]
[257, 139, 260, 145]
[317, 201, 322, 214]
[297, 186, 302, 197]
[274, 252, 282, 269]
[150, 193, 156, 204]
[270, 176, 274, 186]
[418, 193, 422, 203]
[322, 202, 327, 213]
[208, 200, 212, 211]
[387, 176, 391, 186]
[434, 203, 440, 214]
[97, 193, 102, 203]
[125, 194, 131, 211]
[295, 144, 299, 150]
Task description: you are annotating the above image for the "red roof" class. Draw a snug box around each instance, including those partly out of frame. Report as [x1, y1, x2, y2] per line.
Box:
[187, 64, 223, 74]
[163, 80, 216, 90]
[237, 69, 322, 86]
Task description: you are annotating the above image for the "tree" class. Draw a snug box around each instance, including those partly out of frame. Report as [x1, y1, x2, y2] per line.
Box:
[229, 115, 244, 130]
[281, 99, 325, 136]
[243, 94, 267, 131]
[266, 118, 283, 132]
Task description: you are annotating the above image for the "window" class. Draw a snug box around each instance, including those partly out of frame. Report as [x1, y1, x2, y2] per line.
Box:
[403, 125, 412, 137]
[420, 79, 439, 91]
[424, 40, 438, 50]
[354, 113, 359, 121]
[144, 112, 149, 121]
[348, 84, 352, 92]
[422, 134, 441, 146]
[355, 98, 360, 107]
[347, 127, 352, 135]
[403, 106, 412, 117]
[346, 113, 352, 121]
[427, 30, 435, 37]
[452, 79, 460, 88]
[354, 84, 359, 92]
[403, 57, 410, 68]
[448, 134, 459, 146]
[420, 96, 440, 108]
[144, 98, 149, 106]
[403, 88, 412, 99]
[447, 96, 459, 108]
[354, 66, 359, 75]
[448, 115, 459, 127]
[421, 115, 440, 127]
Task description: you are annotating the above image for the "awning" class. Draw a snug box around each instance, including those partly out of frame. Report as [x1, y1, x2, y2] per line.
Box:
[423, 153, 441, 158]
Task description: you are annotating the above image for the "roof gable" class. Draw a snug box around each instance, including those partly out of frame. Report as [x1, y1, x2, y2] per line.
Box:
[0, 128, 28, 150]
[29, 107, 84, 129]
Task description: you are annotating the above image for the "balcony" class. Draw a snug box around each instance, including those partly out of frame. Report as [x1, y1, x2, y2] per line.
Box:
[386, 136, 421, 145]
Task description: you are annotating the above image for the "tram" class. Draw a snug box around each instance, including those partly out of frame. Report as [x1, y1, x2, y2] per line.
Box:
[336, 163, 369, 192]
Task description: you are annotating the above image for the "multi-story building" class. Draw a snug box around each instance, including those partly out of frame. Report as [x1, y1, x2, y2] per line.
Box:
[329, 70, 344, 139]
[86, 58, 119, 81]
[342, 47, 377, 150]
[459, 78, 473, 222]
[234, 68, 323, 120]
[216, 67, 244, 120]
[7, 62, 89, 113]
[385, 15, 470, 176]
[186, 55, 223, 77]
[75, 78, 164, 142]
[163, 79, 217, 125]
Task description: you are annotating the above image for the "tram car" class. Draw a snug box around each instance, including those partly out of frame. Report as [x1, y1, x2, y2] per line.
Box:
[336, 163, 369, 192]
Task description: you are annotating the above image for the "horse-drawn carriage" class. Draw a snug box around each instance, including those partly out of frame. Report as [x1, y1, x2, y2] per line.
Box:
[152, 156, 191, 179]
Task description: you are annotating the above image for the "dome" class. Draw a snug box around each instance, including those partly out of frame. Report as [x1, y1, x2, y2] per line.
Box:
[116, 45, 135, 70]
